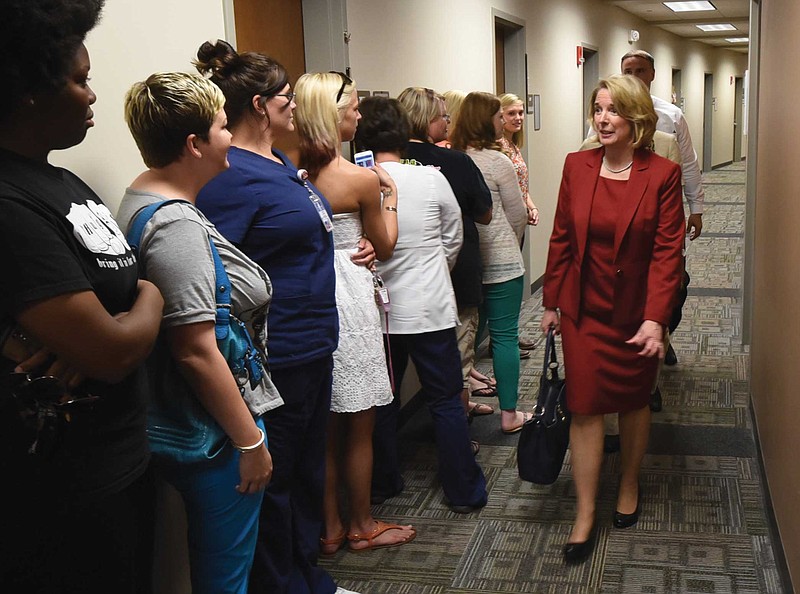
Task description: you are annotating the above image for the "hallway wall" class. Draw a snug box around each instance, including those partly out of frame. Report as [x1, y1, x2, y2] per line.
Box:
[47, 0, 746, 285]
[346, 0, 747, 282]
[750, 0, 800, 586]
[49, 0, 227, 213]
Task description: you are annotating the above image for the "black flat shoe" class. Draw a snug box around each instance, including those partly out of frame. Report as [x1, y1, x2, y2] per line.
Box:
[603, 434, 620, 453]
[613, 486, 641, 529]
[563, 527, 596, 563]
[664, 344, 678, 366]
[449, 500, 486, 514]
[649, 387, 663, 412]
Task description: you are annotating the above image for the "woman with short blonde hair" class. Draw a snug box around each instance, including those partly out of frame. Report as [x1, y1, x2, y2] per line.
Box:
[398, 86, 496, 421]
[586, 74, 657, 149]
[118, 70, 279, 593]
[541, 73, 683, 563]
[438, 90, 466, 149]
[397, 86, 447, 143]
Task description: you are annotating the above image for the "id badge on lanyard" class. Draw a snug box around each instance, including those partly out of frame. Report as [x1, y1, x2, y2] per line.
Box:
[296, 169, 333, 233]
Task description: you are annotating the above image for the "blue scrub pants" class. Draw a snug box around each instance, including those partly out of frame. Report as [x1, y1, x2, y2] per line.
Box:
[165, 416, 266, 594]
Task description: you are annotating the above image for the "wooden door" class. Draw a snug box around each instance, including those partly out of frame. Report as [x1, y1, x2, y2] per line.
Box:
[233, 0, 306, 162]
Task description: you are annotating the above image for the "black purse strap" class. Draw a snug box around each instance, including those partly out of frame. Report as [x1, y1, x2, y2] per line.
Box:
[535, 328, 567, 425]
[542, 327, 560, 381]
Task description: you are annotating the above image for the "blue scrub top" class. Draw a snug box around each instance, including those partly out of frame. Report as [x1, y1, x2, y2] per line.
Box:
[197, 146, 338, 368]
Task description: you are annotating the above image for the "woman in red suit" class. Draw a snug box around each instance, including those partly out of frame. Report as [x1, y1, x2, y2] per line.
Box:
[540, 74, 685, 563]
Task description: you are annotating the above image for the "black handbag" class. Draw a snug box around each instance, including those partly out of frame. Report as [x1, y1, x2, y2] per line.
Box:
[517, 327, 571, 485]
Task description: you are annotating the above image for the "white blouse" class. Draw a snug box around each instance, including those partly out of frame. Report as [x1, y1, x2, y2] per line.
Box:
[376, 161, 464, 334]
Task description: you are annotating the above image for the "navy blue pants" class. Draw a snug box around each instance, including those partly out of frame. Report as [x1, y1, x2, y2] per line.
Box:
[669, 263, 690, 334]
[248, 356, 336, 594]
[372, 328, 488, 508]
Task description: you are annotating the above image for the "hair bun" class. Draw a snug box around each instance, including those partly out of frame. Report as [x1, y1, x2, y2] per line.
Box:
[194, 39, 238, 78]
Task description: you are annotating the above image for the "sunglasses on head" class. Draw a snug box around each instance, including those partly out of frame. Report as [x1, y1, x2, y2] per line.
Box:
[329, 71, 353, 102]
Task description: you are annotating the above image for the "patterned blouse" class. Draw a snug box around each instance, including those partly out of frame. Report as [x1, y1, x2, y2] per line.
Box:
[499, 137, 529, 204]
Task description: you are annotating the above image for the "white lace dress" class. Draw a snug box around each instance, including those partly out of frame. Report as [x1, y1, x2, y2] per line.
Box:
[330, 212, 393, 413]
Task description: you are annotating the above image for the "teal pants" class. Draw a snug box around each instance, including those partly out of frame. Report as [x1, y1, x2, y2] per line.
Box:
[478, 275, 524, 410]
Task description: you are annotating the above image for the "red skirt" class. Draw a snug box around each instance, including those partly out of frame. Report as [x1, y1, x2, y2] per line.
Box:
[560, 312, 657, 415]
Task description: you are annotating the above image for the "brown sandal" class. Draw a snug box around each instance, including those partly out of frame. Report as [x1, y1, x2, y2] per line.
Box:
[319, 530, 346, 556]
[347, 520, 416, 552]
[468, 401, 495, 416]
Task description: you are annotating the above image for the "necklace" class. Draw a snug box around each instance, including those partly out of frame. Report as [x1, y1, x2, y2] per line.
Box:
[602, 158, 633, 174]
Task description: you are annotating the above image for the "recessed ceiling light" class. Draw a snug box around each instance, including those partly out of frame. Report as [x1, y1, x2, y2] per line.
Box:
[725, 37, 749, 43]
[696, 23, 736, 31]
[664, 1, 716, 12]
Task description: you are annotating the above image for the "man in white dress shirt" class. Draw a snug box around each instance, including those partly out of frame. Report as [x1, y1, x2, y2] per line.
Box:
[621, 49, 704, 376]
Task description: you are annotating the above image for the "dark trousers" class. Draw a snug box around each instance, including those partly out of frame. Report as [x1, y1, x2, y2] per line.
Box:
[248, 356, 336, 594]
[669, 261, 691, 334]
[2, 464, 155, 594]
[372, 328, 488, 508]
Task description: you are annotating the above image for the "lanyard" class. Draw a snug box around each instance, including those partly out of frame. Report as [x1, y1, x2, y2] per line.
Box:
[296, 169, 333, 233]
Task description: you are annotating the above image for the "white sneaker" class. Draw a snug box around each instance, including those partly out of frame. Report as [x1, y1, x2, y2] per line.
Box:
[335, 588, 361, 594]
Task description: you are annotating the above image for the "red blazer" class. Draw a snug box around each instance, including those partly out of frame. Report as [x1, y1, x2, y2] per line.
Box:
[542, 147, 685, 327]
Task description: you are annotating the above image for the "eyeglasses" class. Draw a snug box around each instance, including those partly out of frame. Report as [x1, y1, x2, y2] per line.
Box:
[329, 71, 353, 102]
[260, 91, 295, 103]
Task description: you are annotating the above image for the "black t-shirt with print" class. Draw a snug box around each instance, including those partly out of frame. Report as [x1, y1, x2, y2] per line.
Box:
[403, 142, 493, 307]
[0, 149, 149, 500]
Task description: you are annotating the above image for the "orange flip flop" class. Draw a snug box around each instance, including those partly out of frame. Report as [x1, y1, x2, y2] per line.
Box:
[319, 530, 346, 556]
[347, 520, 416, 552]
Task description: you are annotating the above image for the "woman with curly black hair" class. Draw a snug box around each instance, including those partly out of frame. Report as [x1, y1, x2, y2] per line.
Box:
[0, 1, 164, 592]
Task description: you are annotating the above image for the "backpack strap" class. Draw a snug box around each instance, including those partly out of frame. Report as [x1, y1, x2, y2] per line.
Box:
[125, 199, 232, 340]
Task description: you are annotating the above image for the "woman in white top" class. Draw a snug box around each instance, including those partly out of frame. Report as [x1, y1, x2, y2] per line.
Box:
[356, 96, 488, 514]
[294, 71, 415, 554]
[451, 92, 529, 434]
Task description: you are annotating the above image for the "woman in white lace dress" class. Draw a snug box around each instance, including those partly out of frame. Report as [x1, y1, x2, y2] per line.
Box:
[295, 71, 415, 553]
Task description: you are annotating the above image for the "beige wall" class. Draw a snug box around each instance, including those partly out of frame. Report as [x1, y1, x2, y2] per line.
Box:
[46, 0, 747, 279]
[346, 0, 747, 283]
[751, 0, 800, 586]
[50, 0, 228, 215]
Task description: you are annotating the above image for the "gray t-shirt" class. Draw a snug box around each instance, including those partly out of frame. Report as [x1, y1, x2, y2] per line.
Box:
[117, 189, 282, 415]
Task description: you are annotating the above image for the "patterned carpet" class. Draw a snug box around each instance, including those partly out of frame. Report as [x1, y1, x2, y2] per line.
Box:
[322, 161, 787, 593]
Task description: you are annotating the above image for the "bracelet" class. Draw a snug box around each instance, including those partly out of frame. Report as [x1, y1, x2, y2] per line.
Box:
[382, 188, 393, 197]
[384, 206, 398, 212]
[234, 427, 265, 453]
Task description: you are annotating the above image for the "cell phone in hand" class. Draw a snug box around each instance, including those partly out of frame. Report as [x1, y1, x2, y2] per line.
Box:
[354, 150, 375, 168]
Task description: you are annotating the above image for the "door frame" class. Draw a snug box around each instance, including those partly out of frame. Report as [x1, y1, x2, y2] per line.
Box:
[492, 9, 531, 298]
